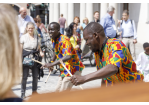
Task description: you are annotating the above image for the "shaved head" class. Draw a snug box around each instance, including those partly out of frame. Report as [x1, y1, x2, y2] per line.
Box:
[19, 7, 27, 18]
[83, 22, 106, 53]
[84, 22, 105, 37]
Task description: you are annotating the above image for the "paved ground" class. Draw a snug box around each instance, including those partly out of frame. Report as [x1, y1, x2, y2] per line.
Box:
[12, 60, 101, 98]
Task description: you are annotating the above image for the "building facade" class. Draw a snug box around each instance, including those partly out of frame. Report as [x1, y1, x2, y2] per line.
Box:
[1, 3, 149, 58]
[49, 3, 149, 58]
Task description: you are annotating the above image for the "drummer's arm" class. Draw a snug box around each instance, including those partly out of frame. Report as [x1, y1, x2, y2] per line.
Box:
[83, 64, 118, 83]
[81, 50, 120, 83]
[51, 55, 71, 66]
[51, 52, 56, 62]
[50, 42, 72, 66]
[70, 64, 118, 86]
[42, 55, 71, 71]
[45, 40, 73, 67]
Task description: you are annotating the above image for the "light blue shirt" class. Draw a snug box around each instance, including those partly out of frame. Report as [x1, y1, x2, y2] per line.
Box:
[81, 23, 87, 39]
[81, 23, 87, 29]
[118, 19, 137, 39]
[17, 14, 37, 37]
[100, 13, 116, 38]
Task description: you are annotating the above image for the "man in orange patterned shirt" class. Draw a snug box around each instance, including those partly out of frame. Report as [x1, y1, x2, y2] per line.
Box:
[42, 22, 85, 92]
[70, 22, 143, 87]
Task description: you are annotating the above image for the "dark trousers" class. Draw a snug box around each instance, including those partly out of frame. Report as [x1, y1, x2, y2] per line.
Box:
[21, 63, 39, 94]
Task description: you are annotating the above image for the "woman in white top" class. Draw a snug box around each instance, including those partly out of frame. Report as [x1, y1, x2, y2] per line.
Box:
[136, 42, 149, 82]
[20, 22, 44, 99]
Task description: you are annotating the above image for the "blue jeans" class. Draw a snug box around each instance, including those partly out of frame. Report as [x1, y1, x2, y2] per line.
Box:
[77, 50, 81, 60]
[60, 28, 64, 35]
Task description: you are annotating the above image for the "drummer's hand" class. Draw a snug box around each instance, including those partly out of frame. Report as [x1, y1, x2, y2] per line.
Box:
[69, 75, 85, 86]
[49, 67, 53, 72]
[41, 63, 53, 69]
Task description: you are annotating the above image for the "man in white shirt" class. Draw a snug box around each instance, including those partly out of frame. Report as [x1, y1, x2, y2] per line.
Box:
[136, 42, 149, 82]
[18, 7, 37, 37]
[118, 10, 137, 61]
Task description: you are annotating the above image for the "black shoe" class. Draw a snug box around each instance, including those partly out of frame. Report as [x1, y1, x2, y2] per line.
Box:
[21, 93, 26, 99]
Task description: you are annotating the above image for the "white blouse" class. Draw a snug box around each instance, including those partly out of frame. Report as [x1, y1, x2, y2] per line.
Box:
[20, 33, 40, 51]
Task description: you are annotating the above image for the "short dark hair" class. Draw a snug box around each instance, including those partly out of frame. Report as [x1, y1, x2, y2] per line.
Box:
[143, 42, 149, 49]
[61, 14, 63, 17]
[94, 11, 99, 15]
[49, 22, 60, 30]
[123, 10, 129, 15]
[84, 22, 105, 37]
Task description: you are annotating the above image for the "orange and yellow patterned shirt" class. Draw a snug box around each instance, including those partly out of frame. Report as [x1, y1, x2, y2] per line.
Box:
[52, 34, 85, 77]
[94, 38, 144, 86]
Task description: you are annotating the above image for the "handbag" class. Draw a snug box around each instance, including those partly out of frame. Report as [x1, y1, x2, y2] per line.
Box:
[23, 57, 35, 67]
[22, 35, 38, 67]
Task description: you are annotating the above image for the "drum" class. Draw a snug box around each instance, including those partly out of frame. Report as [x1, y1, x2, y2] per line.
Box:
[27, 82, 149, 102]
